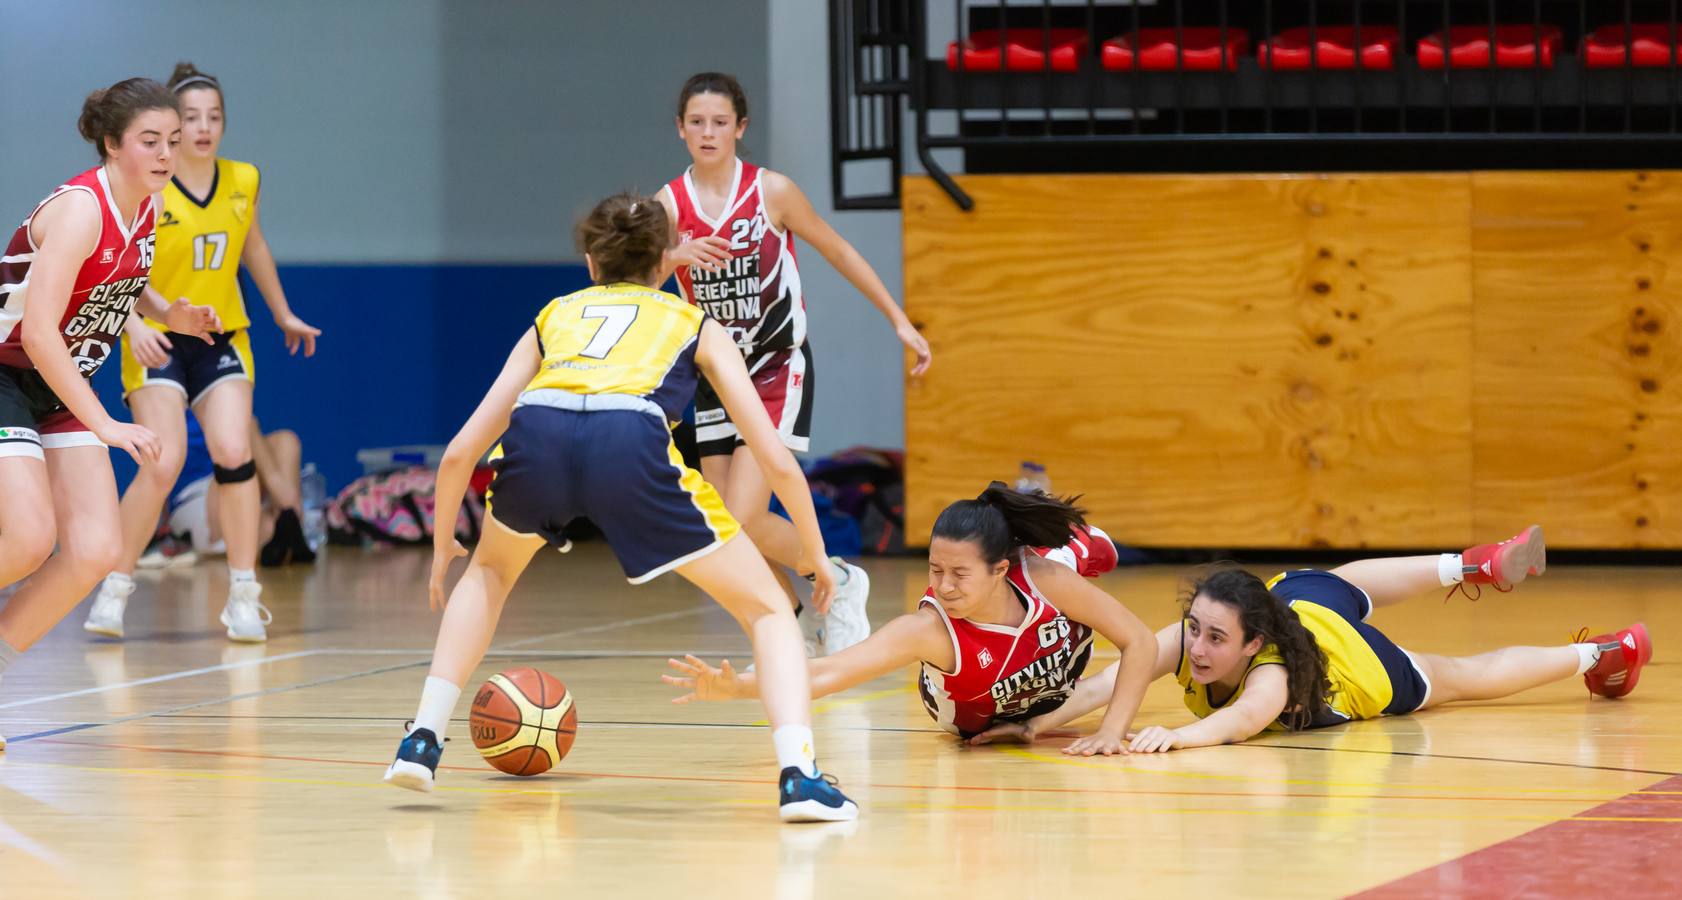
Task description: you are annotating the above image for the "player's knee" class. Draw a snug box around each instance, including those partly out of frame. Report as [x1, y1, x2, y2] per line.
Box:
[6, 517, 57, 571]
[213, 459, 257, 485]
[60, 527, 121, 580]
[268, 429, 300, 456]
[142, 444, 186, 485]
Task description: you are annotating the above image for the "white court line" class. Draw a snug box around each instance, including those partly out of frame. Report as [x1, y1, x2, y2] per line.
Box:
[0, 649, 323, 711]
[2, 605, 719, 721]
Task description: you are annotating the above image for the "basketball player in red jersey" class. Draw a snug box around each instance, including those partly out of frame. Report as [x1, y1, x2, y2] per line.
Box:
[664, 484, 1160, 756]
[659, 72, 932, 659]
[0, 79, 219, 751]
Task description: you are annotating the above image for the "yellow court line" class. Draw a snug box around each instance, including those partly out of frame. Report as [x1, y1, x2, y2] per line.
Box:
[750, 684, 917, 726]
[993, 746, 1645, 798]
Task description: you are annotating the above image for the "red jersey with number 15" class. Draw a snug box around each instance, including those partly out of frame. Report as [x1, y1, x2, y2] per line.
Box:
[919, 551, 1096, 737]
[663, 159, 805, 359]
[0, 166, 157, 376]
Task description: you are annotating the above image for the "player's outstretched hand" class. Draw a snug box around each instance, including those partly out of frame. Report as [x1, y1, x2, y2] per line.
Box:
[428, 540, 468, 611]
[896, 321, 931, 376]
[127, 319, 174, 369]
[1124, 726, 1182, 754]
[163, 297, 222, 344]
[967, 720, 1036, 746]
[662, 655, 746, 703]
[276, 311, 321, 357]
[1063, 729, 1130, 757]
[668, 235, 732, 273]
[800, 553, 836, 614]
[97, 420, 161, 466]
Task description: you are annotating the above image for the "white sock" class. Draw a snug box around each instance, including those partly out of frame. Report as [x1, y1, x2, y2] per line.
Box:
[106, 572, 135, 590]
[229, 568, 256, 585]
[413, 676, 461, 736]
[1437, 554, 1464, 587]
[772, 724, 817, 777]
[1573, 643, 1602, 676]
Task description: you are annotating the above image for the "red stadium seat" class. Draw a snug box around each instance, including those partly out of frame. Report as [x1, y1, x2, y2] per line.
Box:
[1258, 25, 1400, 71]
[946, 28, 1088, 72]
[1418, 25, 1562, 69]
[1582, 23, 1682, 68]
[1101, 27, 1250, 72]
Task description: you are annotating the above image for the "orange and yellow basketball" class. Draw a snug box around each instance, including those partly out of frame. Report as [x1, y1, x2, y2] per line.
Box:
[468, 668, 578, 776]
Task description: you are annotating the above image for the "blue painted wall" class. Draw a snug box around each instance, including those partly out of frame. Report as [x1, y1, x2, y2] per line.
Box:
[99, 264, 593, 493]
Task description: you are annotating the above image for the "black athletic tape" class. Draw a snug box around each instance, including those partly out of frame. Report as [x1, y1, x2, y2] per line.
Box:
[213, 460, 257, 484]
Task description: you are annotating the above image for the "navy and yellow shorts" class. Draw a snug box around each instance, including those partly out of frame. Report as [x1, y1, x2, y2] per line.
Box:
[486, 405, 740, 583]
[121, 329, 254, 405]
[1270, 570, 1432, 716]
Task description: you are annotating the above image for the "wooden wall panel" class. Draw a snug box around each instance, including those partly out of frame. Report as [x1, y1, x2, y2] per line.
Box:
[1472, 172, 1682, 548]
[902, 174, 1474, 549]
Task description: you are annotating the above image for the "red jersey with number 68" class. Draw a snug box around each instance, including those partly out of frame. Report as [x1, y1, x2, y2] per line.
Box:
[0, 166, 157, 375]
[919, 550, 1096, 738]
[663, 158, 805, 360]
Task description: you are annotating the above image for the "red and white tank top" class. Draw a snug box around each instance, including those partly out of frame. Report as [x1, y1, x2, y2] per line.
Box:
[663, 158, 805, 362]
[0, 166, 157, 375]
[918, 551, 1096, 737]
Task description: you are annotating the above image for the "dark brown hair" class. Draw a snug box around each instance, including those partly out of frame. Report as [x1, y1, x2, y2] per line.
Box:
[167, 61, 224, 112]
[1183, 565, 1332, 730]
[575, 193, 671, 284]
[931, 482, 1087, 565]
[78, 78, 178, 160]
[676, 72, 749, 121]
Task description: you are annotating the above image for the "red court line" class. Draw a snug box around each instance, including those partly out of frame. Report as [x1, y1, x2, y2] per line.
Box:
[25, 737, 1648, 806]
[1354, 775, 1682, 898]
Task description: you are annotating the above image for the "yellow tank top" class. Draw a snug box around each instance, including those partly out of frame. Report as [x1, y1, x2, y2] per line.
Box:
[523, 282, 705, 422]
[1175, 593, 1395, 730]
[148, 158, 260, 332]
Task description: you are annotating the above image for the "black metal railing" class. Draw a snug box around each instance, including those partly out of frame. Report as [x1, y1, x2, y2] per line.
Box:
[830, 1, 1682, 209]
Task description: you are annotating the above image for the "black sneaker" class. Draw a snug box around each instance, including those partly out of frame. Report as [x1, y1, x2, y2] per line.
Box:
[778, 766, 859, 822]
[260, 508, 317, 567]
[383, 726, 444, 792]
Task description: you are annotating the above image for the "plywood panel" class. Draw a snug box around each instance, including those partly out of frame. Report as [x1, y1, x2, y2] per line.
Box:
[902, 174, 1474, 549]
[1472, 171, 1682, 548]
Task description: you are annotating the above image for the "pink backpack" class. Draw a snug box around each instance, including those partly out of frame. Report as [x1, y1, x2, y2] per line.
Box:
[326, 466, 484, 546]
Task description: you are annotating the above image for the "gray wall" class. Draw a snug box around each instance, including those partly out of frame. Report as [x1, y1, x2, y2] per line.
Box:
[1, 0, 768, 263]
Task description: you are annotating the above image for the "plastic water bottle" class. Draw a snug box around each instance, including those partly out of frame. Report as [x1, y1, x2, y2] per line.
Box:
[300, 463, 327, 550]
[1014, 461, 1052, 494]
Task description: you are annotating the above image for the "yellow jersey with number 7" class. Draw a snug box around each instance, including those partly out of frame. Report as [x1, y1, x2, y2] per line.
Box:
[146, 158, 260, 332]
[524, 282, 705, 423]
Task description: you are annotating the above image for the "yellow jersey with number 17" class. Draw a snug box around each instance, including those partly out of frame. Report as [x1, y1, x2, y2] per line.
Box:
[524, 282, 705, 423]
[147, 158, 260, 332]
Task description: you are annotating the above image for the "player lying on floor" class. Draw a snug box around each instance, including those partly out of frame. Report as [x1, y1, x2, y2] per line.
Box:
[664, 483, 1160, 755]
[966, 525, 1652, 753]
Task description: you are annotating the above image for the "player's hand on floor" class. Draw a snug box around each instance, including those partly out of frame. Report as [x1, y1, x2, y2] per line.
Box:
[1125, 726, 1182, 754]
[276, 312, 321, 357]
[668, 236, 732, 273]
[1063, 729, 1130, 756]
[662, 655, 744, 703]
[896, 321, 932, 376]
[127, 321, 173, 368]
[163, 297, 222, 344]
[967, 720, 1036, 746]
[428, 540, 468, 611]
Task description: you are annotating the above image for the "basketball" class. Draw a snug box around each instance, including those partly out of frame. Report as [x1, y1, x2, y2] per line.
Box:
[468, 668, 578, 776]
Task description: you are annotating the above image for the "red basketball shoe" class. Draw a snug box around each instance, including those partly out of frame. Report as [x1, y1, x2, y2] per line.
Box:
[1461, 525, 1546, 589]
[1035, 524, 1120, 578]
[1580, 623, 1653, 699]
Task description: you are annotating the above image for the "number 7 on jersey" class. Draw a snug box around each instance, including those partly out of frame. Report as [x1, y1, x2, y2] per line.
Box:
[578, 304, 639, 359]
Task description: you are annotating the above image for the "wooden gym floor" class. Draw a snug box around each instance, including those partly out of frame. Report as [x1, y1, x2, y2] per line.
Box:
[0, 545, 1677, 898]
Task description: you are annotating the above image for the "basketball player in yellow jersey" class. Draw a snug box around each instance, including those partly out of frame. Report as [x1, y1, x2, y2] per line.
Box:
[384, 193, 857, 822]
[85, 63, 321, 643]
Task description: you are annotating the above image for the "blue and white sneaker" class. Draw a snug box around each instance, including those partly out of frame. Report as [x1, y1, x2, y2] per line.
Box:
[383, 726, 444, 792]
[778, 766, 858, 822]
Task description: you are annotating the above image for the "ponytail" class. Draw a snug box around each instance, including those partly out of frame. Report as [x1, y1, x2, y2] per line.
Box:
[930, 481, 1086, 565]
[1184, 566, 1332, 730]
